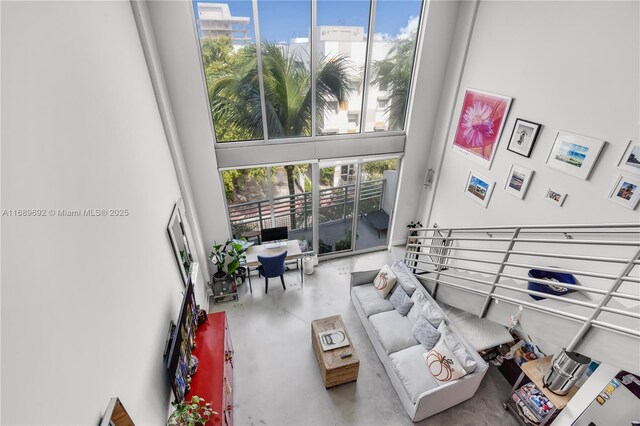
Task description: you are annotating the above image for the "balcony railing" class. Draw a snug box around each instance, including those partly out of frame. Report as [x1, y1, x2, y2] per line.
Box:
[228, 179, 384, 236]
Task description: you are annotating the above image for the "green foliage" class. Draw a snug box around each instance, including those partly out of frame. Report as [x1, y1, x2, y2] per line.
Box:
[370, 38, 416, 131]
[224, 238, 249, 276]
[205, 40, 352, 141]
[321, 168, 334, 186]
[362, 159, 398, 180]
[168, 395, 215, 426]
[334, 230, 358, 252]
[209, 242, 227, 275]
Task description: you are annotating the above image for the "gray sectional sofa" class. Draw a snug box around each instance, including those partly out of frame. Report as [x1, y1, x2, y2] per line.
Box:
[350, 260, 488, 422]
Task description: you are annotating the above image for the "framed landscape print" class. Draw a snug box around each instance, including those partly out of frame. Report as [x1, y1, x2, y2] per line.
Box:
[617, 139, 640, 175]
[544, 188, 567, 207]
[506, 119, 542, 158]
[464, 170, 495, 208]
[452, 89, 513, 169]
[546, 131, 606, 180]
[504, 164, 534, 199]
[608, 174, 640, 210]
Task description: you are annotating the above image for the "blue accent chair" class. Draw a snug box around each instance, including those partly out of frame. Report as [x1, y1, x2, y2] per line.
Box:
[257, 251, 287, 294]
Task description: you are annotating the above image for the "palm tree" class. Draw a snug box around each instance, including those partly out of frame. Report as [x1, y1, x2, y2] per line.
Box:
[207, 41, 352, 139]
[370, 38, 416, 131]
[208, 41, 352, 230]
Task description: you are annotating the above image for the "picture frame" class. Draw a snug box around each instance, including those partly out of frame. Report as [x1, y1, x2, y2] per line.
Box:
[504, 164, 534, 199]
[452, 89, 513, 169]
[617, 139, 640, 175]
[464, 170, 495, 208]
[506, 119, 542, 158]
[545, 131, 606, 180]
[544, 188, 567, 207]
[608, 174, 640, 210]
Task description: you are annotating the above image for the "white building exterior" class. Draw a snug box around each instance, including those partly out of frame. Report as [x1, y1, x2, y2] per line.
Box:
[195, 2, 251, 45]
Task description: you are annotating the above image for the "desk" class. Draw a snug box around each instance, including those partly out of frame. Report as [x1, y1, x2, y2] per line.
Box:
[245, 240, 304, 290]
[504, 356, 578, 426]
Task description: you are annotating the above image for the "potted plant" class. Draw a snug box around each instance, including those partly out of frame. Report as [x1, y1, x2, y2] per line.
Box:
[209, 242, 227, 283]
[225, 238, 250, 284]
[167, 395, 216, 426]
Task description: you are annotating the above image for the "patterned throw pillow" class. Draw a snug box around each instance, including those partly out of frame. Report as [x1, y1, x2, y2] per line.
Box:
[412, 315, 441, 350]
[390, 285, 414, 316]
[373, 264, 397, 298]
[424, 338, 467, 385]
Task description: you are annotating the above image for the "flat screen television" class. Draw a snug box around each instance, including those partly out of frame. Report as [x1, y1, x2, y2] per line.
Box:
[163, 279, 198, 401]
[261, 226, 288, 243]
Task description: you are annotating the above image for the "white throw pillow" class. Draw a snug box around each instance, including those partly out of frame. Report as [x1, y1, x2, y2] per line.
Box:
[373, 264, 397, 298]
[438, 322, 478, 374]
[407, 290, 445, 327]
[424, 338, 467, 385]
[407, 290, 427, 324]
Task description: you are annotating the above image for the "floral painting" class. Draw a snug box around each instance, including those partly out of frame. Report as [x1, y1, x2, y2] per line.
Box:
[452, 89, 512, 168]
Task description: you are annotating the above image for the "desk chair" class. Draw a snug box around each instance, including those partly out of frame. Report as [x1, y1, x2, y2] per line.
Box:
[257, 251, 287, 294]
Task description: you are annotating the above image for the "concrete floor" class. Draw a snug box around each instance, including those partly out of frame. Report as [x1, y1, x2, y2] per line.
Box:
[209, 250, 519, 426]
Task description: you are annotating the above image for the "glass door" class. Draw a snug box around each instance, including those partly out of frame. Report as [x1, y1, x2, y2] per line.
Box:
[317, 162, 359, 254]
[356, 159, 399, 251]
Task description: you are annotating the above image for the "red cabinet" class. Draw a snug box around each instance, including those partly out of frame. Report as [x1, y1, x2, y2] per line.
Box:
[188, 312, 234, 425]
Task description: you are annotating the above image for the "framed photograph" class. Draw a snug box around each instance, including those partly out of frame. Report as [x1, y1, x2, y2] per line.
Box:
[452, 89, 513, 169]
[506, 119, 542, 157]
[617, 139, 640, 175]
[546, 131, 606, 180]
[544, 188, 567, 207]
[608, 174, 640, 210]
[464, 170, 495, 208]
[504, 164, 534, 199]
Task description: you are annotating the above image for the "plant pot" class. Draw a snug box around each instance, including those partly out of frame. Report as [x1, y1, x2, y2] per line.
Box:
[213, 271, 226, 283]
[235, 267, 247, 285]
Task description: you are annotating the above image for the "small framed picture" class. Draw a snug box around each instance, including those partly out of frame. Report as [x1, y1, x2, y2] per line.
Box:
[504, 164, 534, 199]
[608, 174, 640, 210]
[617, 139, 640, 175]
[507, 119, 542, 158]
[546, 131, 606, 180]
[464, 170, 495, 208]
[544, 188, 566, 206]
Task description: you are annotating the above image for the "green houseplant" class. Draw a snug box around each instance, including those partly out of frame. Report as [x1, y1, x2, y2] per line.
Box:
[209, 242, 227, 281]
[225, 238, 250, 284]
[167, 395, 216, 426]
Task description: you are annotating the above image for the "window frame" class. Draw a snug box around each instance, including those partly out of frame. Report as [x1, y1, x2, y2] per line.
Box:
[190, 0, 427, 148]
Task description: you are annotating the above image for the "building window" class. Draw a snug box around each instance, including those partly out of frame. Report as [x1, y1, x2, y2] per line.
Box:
[377, 99, 388, 109]
[192, 0, 424, 143]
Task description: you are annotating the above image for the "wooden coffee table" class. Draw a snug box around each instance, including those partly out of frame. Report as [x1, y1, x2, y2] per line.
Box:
[311, 315, 359, 388]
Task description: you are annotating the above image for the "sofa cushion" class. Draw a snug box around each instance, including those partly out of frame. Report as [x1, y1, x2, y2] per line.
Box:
[391, 260, 417, 296]
[369, 310, 419, 354]
[407, 290, 445, 328]
[373, 264, 397, 298]
[425, 337, 468, 385]
[438, 322, 478, 374]
[389, 345, 440, 403]
[412, 315, 441, 350]
[352, 284, 394, 317]
[390, 286, 414, 316]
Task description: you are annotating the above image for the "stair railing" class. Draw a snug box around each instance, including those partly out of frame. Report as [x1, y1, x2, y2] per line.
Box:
[404, 223, 640, 350]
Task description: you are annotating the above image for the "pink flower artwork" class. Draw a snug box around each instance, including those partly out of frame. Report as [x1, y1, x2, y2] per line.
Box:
[453, 90, 512, 166]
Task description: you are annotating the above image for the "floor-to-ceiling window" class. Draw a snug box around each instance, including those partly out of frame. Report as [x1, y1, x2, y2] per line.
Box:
[192, 0, 424, 143]
[223, 163, 314, 251]
[222, 156, 400, 256]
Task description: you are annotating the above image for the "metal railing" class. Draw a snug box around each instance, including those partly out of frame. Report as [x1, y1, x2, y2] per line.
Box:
[404, 223, 640, 352]
[228, 179, 384, 235]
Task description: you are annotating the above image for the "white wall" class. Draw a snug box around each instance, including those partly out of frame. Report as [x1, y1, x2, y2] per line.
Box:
[390, 0, 463, 245]
[421, 0, 640, 228]
[1, 1, 187, 423]
[144, 0, 234, 255]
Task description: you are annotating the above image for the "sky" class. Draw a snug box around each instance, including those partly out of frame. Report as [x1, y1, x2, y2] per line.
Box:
[193, 0, 423, 43]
